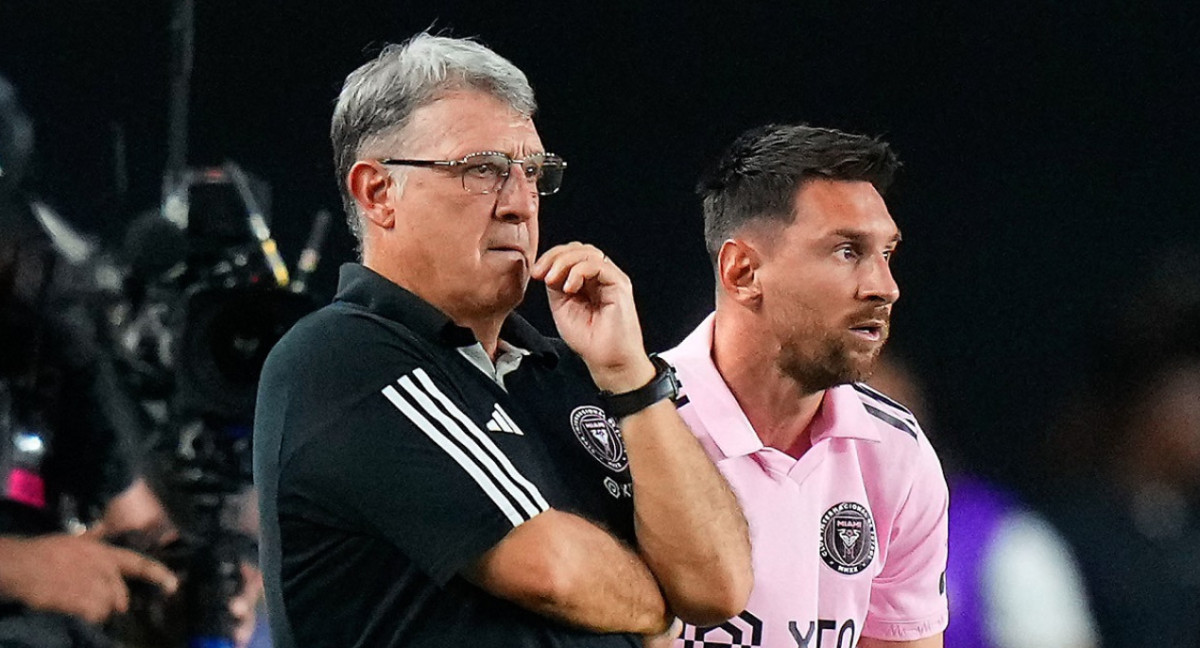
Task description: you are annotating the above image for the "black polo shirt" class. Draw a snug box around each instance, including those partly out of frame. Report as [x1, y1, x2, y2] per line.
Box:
[254, 263, 640, 648]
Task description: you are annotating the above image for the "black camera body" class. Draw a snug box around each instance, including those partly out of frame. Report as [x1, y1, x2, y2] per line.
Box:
[113, 164, 317, 647]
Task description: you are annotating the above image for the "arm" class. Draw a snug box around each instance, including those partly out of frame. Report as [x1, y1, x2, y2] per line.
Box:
[621, 399, 752, 624]
[859, 635, 943, 648]
[532, 243, 752, 625]
[465, 509, 671, 635]
[271, 330, 670, 637]
[0, 533, 177, 624]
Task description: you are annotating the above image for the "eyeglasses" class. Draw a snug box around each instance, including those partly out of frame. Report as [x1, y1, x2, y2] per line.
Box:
[379, 151, 567, 196]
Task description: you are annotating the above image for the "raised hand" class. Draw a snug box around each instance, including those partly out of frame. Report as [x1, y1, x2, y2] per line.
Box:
[531, 242, 654, 392]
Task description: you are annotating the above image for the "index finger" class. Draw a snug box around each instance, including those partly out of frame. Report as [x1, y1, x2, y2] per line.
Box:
[110, 546, 180, 594]
[532, 242, 599, 277]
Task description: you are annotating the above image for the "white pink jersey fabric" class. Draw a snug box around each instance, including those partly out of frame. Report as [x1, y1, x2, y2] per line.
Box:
[664, 314, 949, 648]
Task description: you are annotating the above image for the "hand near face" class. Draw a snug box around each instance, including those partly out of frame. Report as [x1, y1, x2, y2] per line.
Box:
[532, 242, 655, 392]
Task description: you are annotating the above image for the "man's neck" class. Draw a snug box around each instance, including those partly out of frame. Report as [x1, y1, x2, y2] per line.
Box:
[459, 316, 505, 360]
[712, 311, 825, 460]
[361, 259, 511, 360]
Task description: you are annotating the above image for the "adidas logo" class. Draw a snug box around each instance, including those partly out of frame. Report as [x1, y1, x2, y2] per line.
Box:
[486, 404, 524, 435]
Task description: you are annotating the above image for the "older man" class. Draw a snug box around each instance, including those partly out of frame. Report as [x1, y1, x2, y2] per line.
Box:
[664, 125, 949, 648]
[253, 34, 751, 648]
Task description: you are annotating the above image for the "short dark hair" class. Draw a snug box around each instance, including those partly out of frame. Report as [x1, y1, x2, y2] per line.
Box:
[696, 124, 900, 262]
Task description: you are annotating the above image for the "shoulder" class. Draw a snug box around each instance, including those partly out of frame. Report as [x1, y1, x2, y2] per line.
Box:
[268, 302, 425, 369]
[841, 383, 947, 501]
[849, 382, 942, 467]
[260, 301, 451, 411]
[850, 382, 924, 442]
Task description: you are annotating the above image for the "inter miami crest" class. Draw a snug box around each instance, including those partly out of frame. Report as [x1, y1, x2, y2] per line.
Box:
[569, 405, 628, 472]
[819, 502, 876, 575]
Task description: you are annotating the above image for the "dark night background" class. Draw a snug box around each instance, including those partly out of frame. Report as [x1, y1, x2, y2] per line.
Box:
[1, 2, 1198, 496]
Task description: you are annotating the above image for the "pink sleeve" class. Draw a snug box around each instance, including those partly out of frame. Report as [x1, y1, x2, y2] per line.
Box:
[862, 436, 950, 641]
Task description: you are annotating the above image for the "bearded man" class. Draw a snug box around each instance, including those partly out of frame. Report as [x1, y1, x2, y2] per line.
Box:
[664, 124, 949, 648]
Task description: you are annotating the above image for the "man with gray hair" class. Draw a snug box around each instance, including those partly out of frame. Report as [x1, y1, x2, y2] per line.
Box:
[254, 33, 751, 648]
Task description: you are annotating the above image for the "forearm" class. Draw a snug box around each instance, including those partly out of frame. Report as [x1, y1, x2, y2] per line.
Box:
[0, 536, 31, 603]
[620, 398, 752, 625]
[466, 509, 672, 635]
[532, 245, 751, 623]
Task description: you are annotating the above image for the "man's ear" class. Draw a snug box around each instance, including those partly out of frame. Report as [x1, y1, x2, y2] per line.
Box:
[716, 237, 765, 306]
[347, 160, 396, 229]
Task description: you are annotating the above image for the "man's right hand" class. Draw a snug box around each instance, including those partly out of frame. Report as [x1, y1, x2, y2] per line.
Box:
[0, 534, 178, 624]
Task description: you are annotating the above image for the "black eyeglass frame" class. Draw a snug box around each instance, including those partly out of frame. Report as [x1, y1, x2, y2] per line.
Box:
[379, 150, 567, 196]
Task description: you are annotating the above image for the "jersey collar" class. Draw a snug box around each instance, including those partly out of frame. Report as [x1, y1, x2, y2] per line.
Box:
[670, 313, 881, 460]
[334, 263, 559, 363]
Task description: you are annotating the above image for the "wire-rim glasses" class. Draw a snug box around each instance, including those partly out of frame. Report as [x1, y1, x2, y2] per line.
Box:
[379, 151, 567, 196]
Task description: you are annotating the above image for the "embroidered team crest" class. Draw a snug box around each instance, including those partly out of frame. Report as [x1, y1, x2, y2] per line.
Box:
[819, 502, 876, 575]
[569, 406, 628, 472]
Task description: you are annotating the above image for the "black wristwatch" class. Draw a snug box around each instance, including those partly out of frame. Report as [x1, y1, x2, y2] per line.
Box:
[599, 354, 682, 419]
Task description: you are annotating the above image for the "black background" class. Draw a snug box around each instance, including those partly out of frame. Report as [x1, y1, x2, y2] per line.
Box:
[2, 2, 1198, 494]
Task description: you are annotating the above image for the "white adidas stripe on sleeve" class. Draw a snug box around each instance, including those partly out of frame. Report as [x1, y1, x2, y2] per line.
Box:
[395, 369, 548, 516]
[381, 384, 529, 527]
[405, 370, 547, 512]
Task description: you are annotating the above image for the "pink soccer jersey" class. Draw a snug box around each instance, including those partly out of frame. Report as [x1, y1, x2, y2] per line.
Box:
[663, 315, 949, 648]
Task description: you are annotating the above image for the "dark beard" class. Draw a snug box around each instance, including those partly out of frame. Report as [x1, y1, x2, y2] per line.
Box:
[777, 327, 884, 393]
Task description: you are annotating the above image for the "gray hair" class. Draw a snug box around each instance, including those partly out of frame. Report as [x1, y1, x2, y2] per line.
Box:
[331, 33, 537, 248]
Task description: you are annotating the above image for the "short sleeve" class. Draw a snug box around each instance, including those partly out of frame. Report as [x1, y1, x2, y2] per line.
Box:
[267, 321, 550, 585]
[862, 436, 950, 641]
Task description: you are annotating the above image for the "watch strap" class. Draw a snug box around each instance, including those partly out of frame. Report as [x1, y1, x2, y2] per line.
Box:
[599, 354, 681, 419]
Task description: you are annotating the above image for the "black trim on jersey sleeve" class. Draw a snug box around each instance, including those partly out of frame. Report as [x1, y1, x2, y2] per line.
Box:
[381, 368, 548, 526]
[860, 402, 919, 440]
[852, 383, 916, 418]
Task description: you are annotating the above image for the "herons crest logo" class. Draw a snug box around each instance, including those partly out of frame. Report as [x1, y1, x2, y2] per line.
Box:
[569, 405, 628, 472]
[819, 501, 876, 575]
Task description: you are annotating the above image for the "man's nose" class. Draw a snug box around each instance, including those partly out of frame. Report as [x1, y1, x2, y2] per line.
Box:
[859, 254, 900, 305]
[494, 167, 538, 223]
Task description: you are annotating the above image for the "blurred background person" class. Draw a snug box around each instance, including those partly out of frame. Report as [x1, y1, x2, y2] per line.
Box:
[870, 353, 1098, 648]
[1041, 249, 1200, 648]
[0, 72, 180, 648]
[1, 71, 266, 648]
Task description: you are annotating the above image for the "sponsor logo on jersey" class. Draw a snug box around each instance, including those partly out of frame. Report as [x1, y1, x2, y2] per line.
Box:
[819, 501, 876, 575]
[602, 476, 633, 499]
[485, 403, 524, 435]
[789, 619, 858, 648]
[569, 405, 628, 472]
[681, 610, 764, 648]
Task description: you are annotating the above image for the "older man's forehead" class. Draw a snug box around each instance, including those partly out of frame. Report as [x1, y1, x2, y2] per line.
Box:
[403, 90, 543, 157]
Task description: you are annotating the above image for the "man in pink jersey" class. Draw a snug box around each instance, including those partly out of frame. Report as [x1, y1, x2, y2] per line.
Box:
[663, 124, 948, 648]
